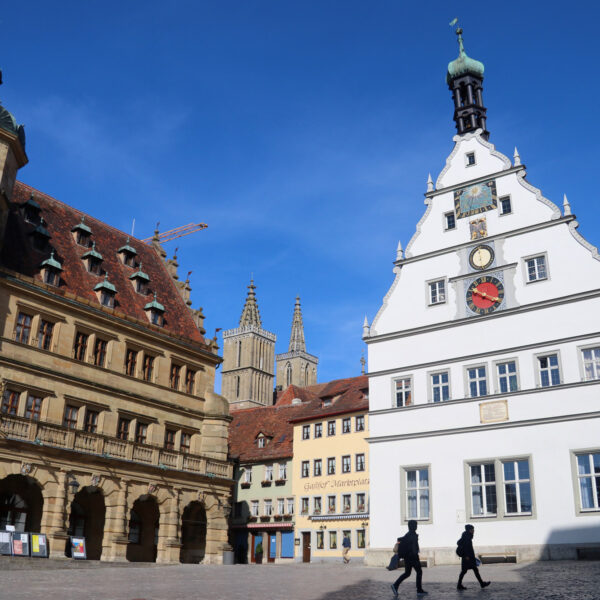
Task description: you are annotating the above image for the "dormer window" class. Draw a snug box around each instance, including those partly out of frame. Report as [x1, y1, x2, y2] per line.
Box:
[117, 237, 138, 267]
[144, 293, 165, 326]
[23, 194, 41, 224]
[130, 263, 150, 295]
[258, 437, 265, 448]
[31, 218, 51, 251]
[72, 216, 92, 247]
[94, 275, 116, 308]
[82, 242, 103, 275]
[40, 250, 63, 287]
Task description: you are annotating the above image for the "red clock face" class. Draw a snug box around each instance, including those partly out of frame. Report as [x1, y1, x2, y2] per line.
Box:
[466, 276, 505, 315]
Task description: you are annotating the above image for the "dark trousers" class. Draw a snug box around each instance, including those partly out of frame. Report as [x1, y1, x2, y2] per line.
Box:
[458, 558, 484, 586]
[393, 556, 423, 590]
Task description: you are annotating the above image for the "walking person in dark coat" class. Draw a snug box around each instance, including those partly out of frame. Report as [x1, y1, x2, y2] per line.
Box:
[390, 520, 427, 596]
[457, 525, 490, 590]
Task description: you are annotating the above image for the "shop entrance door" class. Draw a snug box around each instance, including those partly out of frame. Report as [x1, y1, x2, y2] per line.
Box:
[302, 532, 311, 563]
[268, 534, 276, 562]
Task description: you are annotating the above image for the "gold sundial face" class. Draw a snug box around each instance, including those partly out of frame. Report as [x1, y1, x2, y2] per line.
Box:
[469, 244, 494, 270]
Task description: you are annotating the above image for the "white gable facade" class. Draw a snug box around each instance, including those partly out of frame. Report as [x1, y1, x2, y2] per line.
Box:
[365, 128, 600, 565]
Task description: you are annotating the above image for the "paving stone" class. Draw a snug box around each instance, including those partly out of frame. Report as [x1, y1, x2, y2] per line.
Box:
[1, 558, 599, 599]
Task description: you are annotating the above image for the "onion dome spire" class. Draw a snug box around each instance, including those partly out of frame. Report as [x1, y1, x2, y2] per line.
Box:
[446, 21, 488, 139]
[239, 278, 262, 327]
[288, 296, 306, 352]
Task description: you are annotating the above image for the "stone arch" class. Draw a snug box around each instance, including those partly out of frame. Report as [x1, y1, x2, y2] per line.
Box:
[126, 494, 159, 562]
[0, 474, 44, 532]
[179, 501, 207, 563]
[66, 486, 106, 560]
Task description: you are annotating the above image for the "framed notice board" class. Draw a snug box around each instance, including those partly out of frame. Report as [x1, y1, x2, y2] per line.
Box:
[70, 536, 87, 559]
[12, 532, 30, 556]
[30, 533, 48, 558]
[0, 531, 12, 555]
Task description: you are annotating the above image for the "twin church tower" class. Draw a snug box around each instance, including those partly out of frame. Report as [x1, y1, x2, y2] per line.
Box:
[221, 280, 318, 409]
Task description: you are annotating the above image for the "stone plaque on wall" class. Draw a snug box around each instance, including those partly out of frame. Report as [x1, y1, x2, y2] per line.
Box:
[479, 399, 508, 424]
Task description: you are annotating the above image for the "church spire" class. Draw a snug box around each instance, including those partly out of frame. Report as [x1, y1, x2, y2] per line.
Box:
[446, 21, 488, 139]
[288, 296, 306, 352]
[239, 278, 262, 327]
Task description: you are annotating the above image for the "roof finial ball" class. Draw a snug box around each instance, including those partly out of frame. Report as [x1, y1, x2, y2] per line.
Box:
[447, 18, 488, 140]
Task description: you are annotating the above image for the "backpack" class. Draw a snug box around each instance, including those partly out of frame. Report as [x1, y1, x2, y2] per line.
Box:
[456, 538, 465, 558]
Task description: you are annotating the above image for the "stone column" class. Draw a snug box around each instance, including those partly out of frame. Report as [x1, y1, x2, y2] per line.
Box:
[44, 470, 69, 559]
[102, 480, 129, 562]
[157, 488, 181, 563]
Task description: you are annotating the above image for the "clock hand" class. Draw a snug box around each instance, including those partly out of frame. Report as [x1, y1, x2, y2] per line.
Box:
[473, 288, 500, 302]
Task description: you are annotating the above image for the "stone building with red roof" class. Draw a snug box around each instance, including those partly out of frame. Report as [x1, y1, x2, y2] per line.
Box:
[0, 68, 233, 563]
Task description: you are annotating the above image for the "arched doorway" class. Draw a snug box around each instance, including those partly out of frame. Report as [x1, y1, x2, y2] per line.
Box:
[180, 501, 206, 563]
[66, 487, 105, 560]
[126, 495, 159, 562]
[0, 474, 43, 532]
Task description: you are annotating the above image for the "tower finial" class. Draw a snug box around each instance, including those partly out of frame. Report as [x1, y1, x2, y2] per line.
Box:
[396, 240, 404, 261]
[563, 194, 572, 216]
[239, 278, 262, 327]
[513, 147, 521, 166]
[427, 173, 434, 192]
[288, 295, 306, 352]
[362, 315, 370, 338]
[360, 351, 366, 375]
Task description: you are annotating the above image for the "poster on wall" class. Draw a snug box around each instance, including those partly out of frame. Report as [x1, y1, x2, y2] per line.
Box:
[12, 532, 30, 556]
[0, 531, 12, 555]
[30, 533, 49, 558]
[70, 536, 87, 559]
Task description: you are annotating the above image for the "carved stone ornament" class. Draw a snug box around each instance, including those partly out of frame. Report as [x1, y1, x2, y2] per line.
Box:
[90, 474, 101, 487]
[20, 463, 32, 475]
[148, 483, 158, 495]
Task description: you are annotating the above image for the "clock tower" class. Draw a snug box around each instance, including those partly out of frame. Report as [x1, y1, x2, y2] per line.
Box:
[365, 26, 600, 566]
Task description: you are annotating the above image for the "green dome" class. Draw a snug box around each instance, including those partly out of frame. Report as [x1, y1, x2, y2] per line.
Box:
[446, 29, 484, 84]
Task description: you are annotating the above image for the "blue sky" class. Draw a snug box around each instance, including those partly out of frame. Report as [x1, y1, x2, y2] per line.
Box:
[4, 2, 599, 389]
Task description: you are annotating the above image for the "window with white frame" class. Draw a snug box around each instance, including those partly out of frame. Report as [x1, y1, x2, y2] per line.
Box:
[327, 457, 336, 475]
[444, 211, 456, 231]
[467, 366, 488, 397]
[328, 495, 336, 513]
[301, 461, 309, 478]
[244, 466, 252, 483]
[342, 455, 351, 473]
[576, 452, 600, 510]
[314, 423, 323, 438]
[582, 347, 600, 381]
[302, 425, 310, 440]
[499, 195, 512, 215]
[277, 498, 285, 515]
[342, 494, 351, 513]
[286, 498, 294, 514]
[470, 463, 497, 516]
[497, 360, 518, 393]
[327, 420, 336, 436]
[357, 529, 366, 548]
[503, 459, 532, 514]
[314, 496, 322, 514]
[300, 497, 309, 515]
[466, 152, 476, 166]
[356, 492, 366, 512]
[314, 459, 322, 477]
[355, 415, 365, 431]
[405, 468, 430, 520]
[526, 255, 547, 282]
[264, 499, 272, 516]
[428, 279, 446, 305]
[394, 378, 412, 407]
[329, 531, 337, 549]
[538, 354, 560, 387]
[264, 465, 273, 481]
[278, 463, 287, 480]
[431, 371, 450, 402]
[257, 436, 266, 448]
[251, 500, 259, 517]
[356, 453, 365, 472]
[342, 418, 351, 433]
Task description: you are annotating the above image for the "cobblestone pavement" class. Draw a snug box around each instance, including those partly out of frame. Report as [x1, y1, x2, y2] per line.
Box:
[2, 558, 599, 600]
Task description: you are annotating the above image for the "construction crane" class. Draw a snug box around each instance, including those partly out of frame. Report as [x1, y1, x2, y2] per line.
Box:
[142, 222, 208, 245]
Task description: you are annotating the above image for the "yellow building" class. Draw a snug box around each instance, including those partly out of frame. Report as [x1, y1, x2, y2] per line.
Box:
[291, 376, 369, 563]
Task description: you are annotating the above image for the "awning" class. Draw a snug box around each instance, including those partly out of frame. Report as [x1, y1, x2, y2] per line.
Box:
[232, 522, 295, 530]
[310, 513, 370, 522]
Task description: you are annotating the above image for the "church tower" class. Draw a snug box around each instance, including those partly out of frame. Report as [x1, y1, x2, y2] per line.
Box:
[0, 67, 28, 251]
[276, 296, 318, 389]
[221, 280, 276, 409]
[446, 26, 488, 139]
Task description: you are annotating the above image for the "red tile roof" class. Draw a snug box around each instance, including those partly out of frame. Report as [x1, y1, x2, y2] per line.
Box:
[1, 182, 208, 346]
[229, 375, 369, 461]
